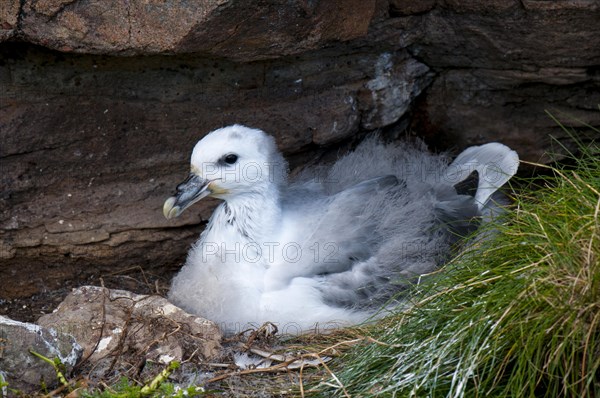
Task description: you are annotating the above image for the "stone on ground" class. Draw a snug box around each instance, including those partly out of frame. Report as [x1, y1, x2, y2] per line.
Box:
[0, 315, 82, 393]
[37, 286, 222, 379]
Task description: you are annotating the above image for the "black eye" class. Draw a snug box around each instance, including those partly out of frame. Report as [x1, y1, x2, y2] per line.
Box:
[224, 154, 238, 165]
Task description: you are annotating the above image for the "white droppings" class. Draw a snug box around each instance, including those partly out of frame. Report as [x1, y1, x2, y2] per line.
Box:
[96, 336, 113, 352]
[0, 315, 41, 332]
[0, 316, 81, 366]
[158, 354, 175, 364]
[0, 371, 7, 396]
[161, 303, 179, 316]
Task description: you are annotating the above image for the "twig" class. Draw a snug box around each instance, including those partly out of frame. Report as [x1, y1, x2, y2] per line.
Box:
[74, 281, 108, 373]
[204, 362, 233, 369]
[306, 352, 350, 398]
[204, 357, 303, 384]
[107, 298, 135, 374]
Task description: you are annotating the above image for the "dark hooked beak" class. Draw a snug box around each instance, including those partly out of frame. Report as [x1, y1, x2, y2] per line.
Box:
[163, 173, 211, 219]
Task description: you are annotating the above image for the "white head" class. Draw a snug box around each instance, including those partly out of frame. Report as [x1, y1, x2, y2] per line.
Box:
[163, 125, 288, 219]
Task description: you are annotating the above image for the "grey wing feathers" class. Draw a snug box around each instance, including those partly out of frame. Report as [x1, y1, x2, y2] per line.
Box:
[300, 175, 401, 276]
[284, 139, 519, 311]
[317, 142, 519, 310]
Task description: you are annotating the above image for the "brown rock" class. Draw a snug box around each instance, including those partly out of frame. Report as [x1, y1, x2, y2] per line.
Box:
[411, 6, 600, 68]
[0, 0, 20, 40]
[37, 286, 222, 377]
[390, 0, 436, 15]
[521, 0, 600, 10]
[0, 315, 82, 393]
[439, 0, 519, 12]
[418, 69, 600, 162]
[21, 0, 211, 54]
[19, 0, 378, 59]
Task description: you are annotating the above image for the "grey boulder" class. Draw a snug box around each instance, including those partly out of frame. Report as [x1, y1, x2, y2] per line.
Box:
[0, 315, 81, 394]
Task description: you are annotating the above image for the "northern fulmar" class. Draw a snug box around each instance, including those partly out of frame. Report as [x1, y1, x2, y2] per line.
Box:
[163, 125, 519, 334]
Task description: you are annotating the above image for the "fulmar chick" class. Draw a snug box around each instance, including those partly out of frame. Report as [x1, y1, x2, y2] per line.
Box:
[163, 125, 519, 334]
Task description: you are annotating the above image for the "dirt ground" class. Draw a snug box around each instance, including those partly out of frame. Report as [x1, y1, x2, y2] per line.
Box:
[0, 261, 179, 324]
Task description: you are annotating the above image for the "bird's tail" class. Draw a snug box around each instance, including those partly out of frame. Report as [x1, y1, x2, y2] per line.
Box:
[447, 143, 519, 210]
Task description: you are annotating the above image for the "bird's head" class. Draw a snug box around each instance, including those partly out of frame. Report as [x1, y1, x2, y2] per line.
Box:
[163, 124, 288, 219]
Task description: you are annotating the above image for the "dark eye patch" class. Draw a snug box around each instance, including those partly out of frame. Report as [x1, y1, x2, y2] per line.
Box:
[222, 153, 238, 165]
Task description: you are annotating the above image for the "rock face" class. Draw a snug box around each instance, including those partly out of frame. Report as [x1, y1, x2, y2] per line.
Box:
[404, 2, 600, 159]
[1, 1, 599, 319]
[0, 0, 20, 41]
[0, 315, 82, 393]
[18, 0, 377, 60]
[37, 286, 222, 378]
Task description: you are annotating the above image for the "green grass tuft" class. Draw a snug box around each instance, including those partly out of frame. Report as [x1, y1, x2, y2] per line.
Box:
[318, 139, 600, 397]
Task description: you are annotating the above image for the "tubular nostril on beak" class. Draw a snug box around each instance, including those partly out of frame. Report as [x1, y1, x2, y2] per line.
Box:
[176, 174, 196, 193]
